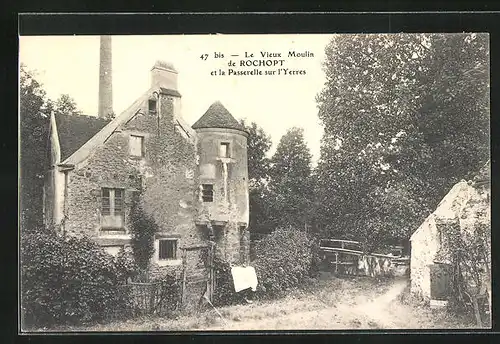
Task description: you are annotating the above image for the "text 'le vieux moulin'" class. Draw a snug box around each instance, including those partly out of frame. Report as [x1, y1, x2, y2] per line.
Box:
[210, 50, 315, 63]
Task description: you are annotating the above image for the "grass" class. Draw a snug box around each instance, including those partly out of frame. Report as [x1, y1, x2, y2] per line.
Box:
[34, 273, 478, 332]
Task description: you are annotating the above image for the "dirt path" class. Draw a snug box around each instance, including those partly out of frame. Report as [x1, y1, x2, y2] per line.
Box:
[339, 277, 409, 329]
[214, 277, 411, 330]
[203, 276, 472, 330]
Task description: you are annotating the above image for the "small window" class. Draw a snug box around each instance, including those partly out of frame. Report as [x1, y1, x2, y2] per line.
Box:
[159, 239, 177, 260]
[148, 99, 157, 114]
[129, 135, 144, 157]
[101, 188, 125, 229]
[201, 184, 214, 202]
[220, 142, 230, 158]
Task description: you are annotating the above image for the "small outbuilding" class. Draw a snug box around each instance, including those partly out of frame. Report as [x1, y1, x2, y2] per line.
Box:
[409, 161, 490, 312]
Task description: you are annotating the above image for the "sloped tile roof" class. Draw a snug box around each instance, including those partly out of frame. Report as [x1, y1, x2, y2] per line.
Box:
[192, 101, 247, 132]
[159, 87, 182, 97]
[55, 113, 111, 161]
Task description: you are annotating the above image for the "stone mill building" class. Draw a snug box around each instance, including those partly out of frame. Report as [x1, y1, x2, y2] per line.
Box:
[43, 54, 250, 277]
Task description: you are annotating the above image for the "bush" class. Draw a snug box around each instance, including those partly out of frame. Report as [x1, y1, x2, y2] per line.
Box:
[114, 247, 139, 283]
[21, 231, 132, 328]
[252, 227, 315, 298]
[150, 270, 183, 315]
[212, 257, 240, 306]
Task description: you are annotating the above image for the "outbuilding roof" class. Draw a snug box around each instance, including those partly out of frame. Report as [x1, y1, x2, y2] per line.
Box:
[54, 113, 111, 161]
[192, 101, 247, 133]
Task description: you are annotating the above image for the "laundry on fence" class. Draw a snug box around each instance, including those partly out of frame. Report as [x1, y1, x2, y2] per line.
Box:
[231, 266, 258, 292]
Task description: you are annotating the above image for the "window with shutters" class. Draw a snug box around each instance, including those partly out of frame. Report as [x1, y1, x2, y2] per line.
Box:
[158, 239, 177, 260]
[101, 188, 125, 230]
[129, 135, 144, 157]
[201, 184, 214, 202]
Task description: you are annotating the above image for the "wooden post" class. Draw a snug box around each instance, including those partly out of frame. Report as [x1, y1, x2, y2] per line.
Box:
[207, 244, 214, 303]
[149, 283, 155, 314]
[335, 252, 339, 274]
[181, 248, 187, 309]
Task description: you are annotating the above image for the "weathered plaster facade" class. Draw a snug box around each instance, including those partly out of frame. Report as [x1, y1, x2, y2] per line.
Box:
[410, 214, 444, 301]
[410, 169, 491, 303]
[43, 61, 250, 274]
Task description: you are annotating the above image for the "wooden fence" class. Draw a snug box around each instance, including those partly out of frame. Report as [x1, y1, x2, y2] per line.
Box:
[117, 279, 181, 316]
[115, 244, 215, 317]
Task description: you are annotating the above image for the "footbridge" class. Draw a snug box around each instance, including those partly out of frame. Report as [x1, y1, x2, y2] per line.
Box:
[319, 239, 409, 277]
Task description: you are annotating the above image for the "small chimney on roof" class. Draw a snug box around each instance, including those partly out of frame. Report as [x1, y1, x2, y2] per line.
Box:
[98, 35, 113, 118]
[151, 60, 178, 91]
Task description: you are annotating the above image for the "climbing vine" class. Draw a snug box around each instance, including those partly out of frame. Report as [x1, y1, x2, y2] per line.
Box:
[437, 210, 491, 327]
[129, 197, 158, 281]
[449, 221, 490, 327]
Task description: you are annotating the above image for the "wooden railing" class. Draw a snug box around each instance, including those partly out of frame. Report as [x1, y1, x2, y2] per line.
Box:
[319, 238, 409, 276]
[319, 239, 404, 257]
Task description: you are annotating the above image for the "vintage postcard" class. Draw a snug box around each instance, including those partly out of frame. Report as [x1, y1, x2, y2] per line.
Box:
[19, 32, 491, 332]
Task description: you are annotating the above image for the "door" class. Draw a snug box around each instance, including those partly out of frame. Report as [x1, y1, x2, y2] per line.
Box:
[430, 263, 452, 300]
[181, 244, 215, 313]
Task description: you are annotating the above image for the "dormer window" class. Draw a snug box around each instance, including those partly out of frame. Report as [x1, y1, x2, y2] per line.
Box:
[148, 99, 157, 115]
[220, 142, 230, 158]
[129, 135, 144, 157]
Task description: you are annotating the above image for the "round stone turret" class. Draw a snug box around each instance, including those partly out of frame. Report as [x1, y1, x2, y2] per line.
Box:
[193, 101, 250, 263]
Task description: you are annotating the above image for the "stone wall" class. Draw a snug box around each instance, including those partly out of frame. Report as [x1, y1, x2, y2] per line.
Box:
[240, 228, 251, 264]
[64, 131, 141, 238]
[63, 92, 204, 274]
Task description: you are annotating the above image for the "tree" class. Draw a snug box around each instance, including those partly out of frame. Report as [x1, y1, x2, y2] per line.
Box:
[20, 65, 51, 232]
[315, 34, 489, 251]
[267, 127, 314, 231]
[412, 33, 489, 191]
[20, 65, 87, 233]
[48, 93, 83, 117]
[239, 120, 273, 236]
[240, 119, 272, 185]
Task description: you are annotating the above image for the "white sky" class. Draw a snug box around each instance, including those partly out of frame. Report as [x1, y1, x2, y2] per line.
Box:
[19, 34, 334, 163]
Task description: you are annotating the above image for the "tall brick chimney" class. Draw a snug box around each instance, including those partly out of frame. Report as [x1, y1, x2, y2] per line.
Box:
[98, 35, 113, 118]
